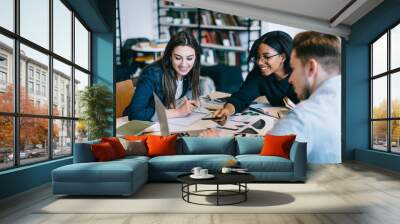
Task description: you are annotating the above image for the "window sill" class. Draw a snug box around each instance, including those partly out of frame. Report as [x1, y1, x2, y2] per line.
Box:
[0, 156, 72, 175]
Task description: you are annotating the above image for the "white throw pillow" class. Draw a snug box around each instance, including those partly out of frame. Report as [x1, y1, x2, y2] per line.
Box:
[118, 138, 147, 156]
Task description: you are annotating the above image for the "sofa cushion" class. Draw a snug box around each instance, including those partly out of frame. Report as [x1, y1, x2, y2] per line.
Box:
[148, 154, 235, 172]
[116, 155, 150, 163]
[101, 137, 127, 158]
[124, 135, 148, 142]
[52, 158, 147, 183]
[73, 140, 100, 163]
[235, 136, 263, 155]
[260, 134, 296, 159]
[91, 142, 118, 162]
[147, 135, 177, 157]
[178, 137, 235, 155]
[119, 138, 147, 156]
[236, 155, 293, 172]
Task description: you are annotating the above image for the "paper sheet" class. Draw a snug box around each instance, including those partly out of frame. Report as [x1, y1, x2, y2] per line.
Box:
[116, 119, 153, 135]
[168, 112, 206, 126]
[143, 122, 213, 133]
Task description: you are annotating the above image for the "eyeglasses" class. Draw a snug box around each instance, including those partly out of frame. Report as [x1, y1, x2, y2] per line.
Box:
[251, 53, 280, 63]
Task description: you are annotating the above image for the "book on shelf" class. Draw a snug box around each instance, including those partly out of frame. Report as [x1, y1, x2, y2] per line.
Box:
[213, 13, 224, 26]
[201, 50, 245, 67]
[201, 30, 243, 47]
[159, 0, 260, 71]
[200, 11, 242, 27]
[164, 9, 198, 25]
[200, 11, 215, 25]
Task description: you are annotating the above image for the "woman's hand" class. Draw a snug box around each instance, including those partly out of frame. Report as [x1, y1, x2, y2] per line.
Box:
[212, 103, 235, 125]
[176, 97, 197, 117]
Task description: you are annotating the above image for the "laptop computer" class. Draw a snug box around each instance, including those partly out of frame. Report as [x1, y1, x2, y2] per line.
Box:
[153, 93, 207, 136]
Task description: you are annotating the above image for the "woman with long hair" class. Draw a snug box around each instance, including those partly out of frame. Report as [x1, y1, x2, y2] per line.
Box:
[213, 31, 299, 124]
[125, 31, 201, 121]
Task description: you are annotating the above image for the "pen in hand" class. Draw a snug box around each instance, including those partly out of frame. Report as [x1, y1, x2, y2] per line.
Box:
[248, 107, 279, 119]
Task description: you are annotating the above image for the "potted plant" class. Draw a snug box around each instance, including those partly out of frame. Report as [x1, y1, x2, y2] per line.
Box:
[79, 84, 113, 140]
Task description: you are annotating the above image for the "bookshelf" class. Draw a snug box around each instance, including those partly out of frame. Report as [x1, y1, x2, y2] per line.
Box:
[157, 0, 261, 78]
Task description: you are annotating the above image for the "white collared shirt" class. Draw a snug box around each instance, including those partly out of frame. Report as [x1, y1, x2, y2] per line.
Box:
[270, 75, 342, 164]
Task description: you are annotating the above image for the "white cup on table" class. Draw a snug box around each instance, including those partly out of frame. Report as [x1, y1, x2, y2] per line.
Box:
[191, 167, 202, 176]
[200, 169, 208, 176]
[221, 167, 232, 174]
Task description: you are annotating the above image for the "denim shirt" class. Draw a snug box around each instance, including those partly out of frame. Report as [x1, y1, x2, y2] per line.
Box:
[124, 63, 191, 121]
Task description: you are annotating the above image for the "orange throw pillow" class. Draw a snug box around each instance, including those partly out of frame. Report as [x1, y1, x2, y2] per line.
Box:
[101, 137, 126, 158]
[146, 135, 177, 157]
[260, 134, 296, 159]
[124, 135, 148, 141]
[91, 142, 117, 161]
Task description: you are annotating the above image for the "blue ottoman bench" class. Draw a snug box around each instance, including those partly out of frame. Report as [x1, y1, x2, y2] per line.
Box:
[52, 141, 149, 196]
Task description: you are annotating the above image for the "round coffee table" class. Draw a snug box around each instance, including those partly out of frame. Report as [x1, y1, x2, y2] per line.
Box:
[177, 172, 255, 206]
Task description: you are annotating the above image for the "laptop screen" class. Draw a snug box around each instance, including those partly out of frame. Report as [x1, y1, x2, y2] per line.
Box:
[153, 93, 170, 136]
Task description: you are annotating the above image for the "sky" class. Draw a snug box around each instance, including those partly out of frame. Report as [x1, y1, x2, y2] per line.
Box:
[0, 0, 89, 74]
[372, 31, 400, 108]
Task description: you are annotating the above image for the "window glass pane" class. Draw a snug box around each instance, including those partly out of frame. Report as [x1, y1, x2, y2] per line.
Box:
[53, 59, 72, 117]
[0, 116, 14, 170]
[372, 33, 387, 76]
[75, 120, 88, 142]
[391, 120, 400, 153]
[372, 77, 387, 119]
[74, 18, 89, 70]
[20, 117, 49, 165]
[20, 0, 49, 49]
[391, 24, 400, 70]
[372, 121, 388, 151]
[53, 119, 72, 158]
[20, 44, 49, 115]
[53, 0, 72, 60]
[391, 72, 400, 118]
[0, 35, 14, 112]
[74, 69, 89, 118]
[0, 0, 14, 31]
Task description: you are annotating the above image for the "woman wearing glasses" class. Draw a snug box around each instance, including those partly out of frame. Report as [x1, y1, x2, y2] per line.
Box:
[213, 31, 299, 123]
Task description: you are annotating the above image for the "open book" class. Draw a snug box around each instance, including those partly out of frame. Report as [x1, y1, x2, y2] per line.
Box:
[116, 118, 153, 136]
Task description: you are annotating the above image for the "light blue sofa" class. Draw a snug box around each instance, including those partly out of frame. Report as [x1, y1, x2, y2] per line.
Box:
[52, 137, 306, 196]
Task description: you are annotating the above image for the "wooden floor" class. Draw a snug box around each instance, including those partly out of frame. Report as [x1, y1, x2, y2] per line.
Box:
[1, 162, 400, 224]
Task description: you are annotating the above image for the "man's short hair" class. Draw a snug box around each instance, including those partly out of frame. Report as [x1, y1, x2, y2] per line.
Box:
[293, 31, 341, 72]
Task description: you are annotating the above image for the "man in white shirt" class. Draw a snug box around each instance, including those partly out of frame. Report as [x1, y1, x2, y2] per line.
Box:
[269, 31, 341, 163]
[201, 31, 341, 163]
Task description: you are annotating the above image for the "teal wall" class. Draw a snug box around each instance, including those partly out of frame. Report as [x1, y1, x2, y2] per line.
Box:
[345, 0, 400, 170]
[0, 158, 72, 199]
[0, 1, 115, 200]
[92, 32, 115, 136]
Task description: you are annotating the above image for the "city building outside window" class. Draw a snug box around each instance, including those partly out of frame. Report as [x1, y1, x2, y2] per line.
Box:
[0, 54, 7, 88]
[0, 71, 7, 85]
[28, 67, 34, 80]
[0, 0, 91, 170]
[28, 81, 34, 94]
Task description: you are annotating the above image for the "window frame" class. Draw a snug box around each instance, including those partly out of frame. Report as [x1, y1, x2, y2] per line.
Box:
[370, 20, 400, 154]
[0, 0, 92, 171]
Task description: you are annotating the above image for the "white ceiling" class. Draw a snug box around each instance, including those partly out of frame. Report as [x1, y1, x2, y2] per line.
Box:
[223, 0, 352, 23]
[172, 0, 384, 37]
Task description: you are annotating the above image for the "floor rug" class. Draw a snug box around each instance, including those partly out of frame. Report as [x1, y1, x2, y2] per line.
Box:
[38, 183, 362, 214]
